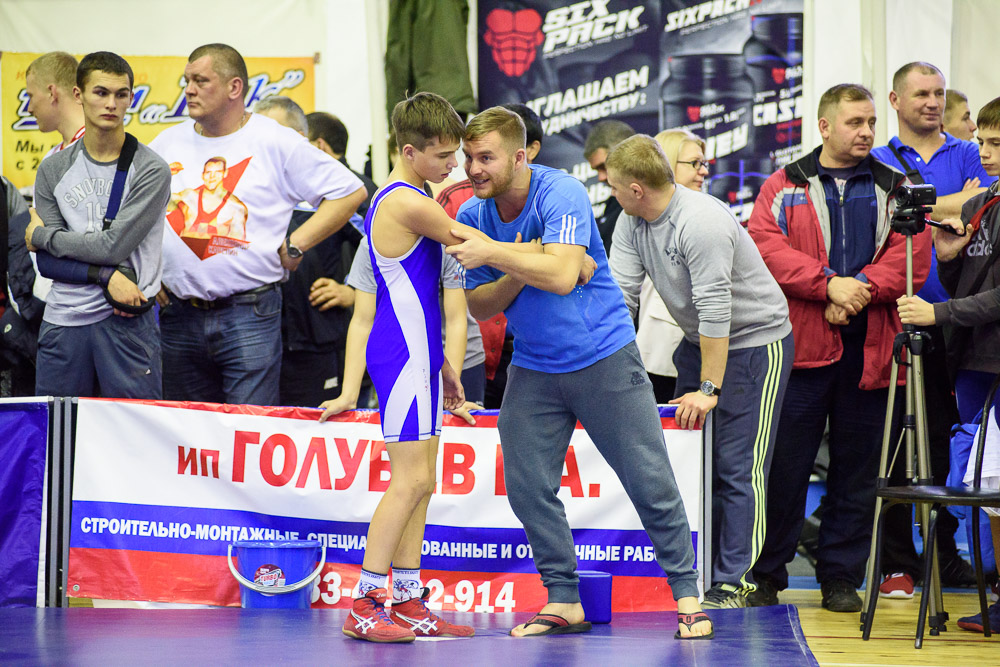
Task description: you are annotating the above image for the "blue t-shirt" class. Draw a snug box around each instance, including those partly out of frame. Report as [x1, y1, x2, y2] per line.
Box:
[459, 164, 634, 373]
[872, 133, 996, 302]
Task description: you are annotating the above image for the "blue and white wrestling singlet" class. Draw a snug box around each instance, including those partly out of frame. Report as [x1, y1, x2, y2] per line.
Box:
[364, 181, 444, 442]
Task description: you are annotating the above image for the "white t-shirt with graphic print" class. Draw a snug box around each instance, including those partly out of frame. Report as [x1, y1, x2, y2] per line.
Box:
[149, 114, 363, 301]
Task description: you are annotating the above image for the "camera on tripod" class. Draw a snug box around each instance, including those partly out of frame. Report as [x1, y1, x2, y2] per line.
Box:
[895, 183, 937, 210]
[891, 183, 937, 234]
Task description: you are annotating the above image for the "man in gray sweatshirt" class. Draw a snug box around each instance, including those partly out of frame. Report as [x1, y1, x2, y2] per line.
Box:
[26, 52, 170, 399]
[607, 134, 793, 609]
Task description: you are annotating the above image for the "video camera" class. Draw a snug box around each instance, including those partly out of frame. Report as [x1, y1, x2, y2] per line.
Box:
[895, 183, 936, 210]
[891, 183, 936, 235]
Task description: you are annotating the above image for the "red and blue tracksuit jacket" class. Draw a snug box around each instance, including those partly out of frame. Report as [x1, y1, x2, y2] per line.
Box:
[748, 149, 931, 390]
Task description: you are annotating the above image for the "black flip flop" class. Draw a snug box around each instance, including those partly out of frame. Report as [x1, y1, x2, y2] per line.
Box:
[675, 611, 714, 640]
[512, 613, 593, 637]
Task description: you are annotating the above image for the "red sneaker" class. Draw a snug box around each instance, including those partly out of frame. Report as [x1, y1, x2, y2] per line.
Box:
[878, 572, 914, 599]
[343, 588, 415, 643]
[390, 587, 475, 637]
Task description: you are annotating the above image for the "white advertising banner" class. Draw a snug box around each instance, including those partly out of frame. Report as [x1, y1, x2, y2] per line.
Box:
[68, 399, 704, 612]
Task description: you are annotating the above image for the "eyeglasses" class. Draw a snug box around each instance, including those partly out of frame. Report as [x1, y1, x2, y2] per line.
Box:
[677, 159, 710, 171]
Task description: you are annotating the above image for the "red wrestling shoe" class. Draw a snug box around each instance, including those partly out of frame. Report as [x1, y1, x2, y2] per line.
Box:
[390, 587, 476, 637]
[342, 588, 415, 643]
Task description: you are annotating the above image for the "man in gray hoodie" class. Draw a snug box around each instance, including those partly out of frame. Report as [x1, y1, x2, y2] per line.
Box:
[606, 134, 793, 609]
[26, 52, 170, 399]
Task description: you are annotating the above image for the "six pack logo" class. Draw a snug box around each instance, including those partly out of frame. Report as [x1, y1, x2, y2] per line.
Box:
[484, 8, 545, 77]
[541, 0, 648, 55]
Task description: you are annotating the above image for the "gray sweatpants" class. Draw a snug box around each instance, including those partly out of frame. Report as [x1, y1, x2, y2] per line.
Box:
[497, 341, 700, 603]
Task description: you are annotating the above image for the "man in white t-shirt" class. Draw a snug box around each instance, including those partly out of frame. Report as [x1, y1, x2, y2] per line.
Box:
[150, 43, 366, 406]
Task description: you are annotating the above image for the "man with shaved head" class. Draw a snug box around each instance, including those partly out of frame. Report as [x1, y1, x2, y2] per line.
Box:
[149, 44, 366, 407]
[871, 62, 996, 597]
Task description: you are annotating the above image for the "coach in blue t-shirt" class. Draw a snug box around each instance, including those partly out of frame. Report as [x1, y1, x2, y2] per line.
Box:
[447, 107, 714, 640]
[869, 61, 993, 593]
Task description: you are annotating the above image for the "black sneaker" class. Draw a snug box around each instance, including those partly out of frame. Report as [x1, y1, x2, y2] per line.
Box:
[747, 575, 780, 607]
[701, 583, 748, 609]
[939, 555, 977, 588]
[820, 579, 862, 613]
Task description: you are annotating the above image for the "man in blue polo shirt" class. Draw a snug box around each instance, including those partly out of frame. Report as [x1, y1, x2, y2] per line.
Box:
[447, 107, 713, 640]
[870, 61, 995, 598]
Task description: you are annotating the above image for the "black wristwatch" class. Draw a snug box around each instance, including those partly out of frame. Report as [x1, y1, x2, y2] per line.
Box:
[285, 237, 303, 259]
[699, 380, 721, 397]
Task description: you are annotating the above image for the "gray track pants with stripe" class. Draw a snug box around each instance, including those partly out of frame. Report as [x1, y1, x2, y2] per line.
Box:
[498, 341, 701, 604]
[673, 332, 793, 591]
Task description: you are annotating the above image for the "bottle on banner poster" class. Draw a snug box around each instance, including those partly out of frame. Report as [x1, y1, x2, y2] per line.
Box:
[706, 157, 773, 226]
[743, 12, 804, 168]
[659, 55, 755, 162]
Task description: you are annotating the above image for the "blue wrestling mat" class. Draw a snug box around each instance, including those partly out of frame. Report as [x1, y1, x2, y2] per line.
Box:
[0, 605, 817, 666]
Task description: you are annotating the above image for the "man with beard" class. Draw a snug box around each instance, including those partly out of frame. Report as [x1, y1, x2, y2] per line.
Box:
[446, 107, 713, 640]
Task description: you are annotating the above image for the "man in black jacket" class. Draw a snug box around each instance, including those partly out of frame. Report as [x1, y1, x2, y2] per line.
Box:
[1, 177, 44, 395]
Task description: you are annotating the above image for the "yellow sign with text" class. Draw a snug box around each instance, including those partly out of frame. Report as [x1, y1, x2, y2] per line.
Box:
[2, 53, 314, 190]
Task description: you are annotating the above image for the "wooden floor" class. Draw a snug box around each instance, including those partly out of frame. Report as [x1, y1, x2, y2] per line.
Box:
[784, 589, 998, 666]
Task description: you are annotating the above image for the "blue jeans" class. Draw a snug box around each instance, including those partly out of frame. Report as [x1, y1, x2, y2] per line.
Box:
[160, 287, 282, 406]
[460, 363, 486, 405]
[35, 310, 162, 399]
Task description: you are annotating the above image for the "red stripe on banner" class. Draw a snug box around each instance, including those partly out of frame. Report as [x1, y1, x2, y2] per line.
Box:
[81, 397, 353, 422]
[69, 549, 679, 612]
[79, 399, 695, 431]
[68, 548, 240, 606]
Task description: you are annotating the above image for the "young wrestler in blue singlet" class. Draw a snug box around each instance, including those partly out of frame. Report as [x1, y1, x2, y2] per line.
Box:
[320, 93, 538, 643]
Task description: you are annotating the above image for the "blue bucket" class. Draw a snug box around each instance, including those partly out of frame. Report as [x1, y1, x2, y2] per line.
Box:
[578, 570, 612, 624]
[228, 540, 326, 609]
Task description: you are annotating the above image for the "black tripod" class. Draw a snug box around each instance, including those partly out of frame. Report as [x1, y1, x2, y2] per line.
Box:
[860, 205, 947, 633]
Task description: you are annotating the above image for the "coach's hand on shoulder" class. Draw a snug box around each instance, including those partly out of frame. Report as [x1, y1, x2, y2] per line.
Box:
[446, 227, 495, 269]
[669, 392, 717, 430]
[318, 394, 358, 423]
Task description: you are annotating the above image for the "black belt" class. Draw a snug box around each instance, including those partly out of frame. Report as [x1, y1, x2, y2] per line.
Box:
[176, 283, 278, 310]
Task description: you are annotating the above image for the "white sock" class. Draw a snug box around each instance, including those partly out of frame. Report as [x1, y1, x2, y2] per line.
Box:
[392, 567, 422, 602]
[357, 568, 388, 598]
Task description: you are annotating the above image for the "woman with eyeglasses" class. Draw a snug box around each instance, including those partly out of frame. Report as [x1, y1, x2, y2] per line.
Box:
[656, 129, 711, 192]
[628, 129, 711, 403]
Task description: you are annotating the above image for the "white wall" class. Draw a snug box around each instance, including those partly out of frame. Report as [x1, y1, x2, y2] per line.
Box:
[803, 0, 966, 151]
[950, 0, 1000, 124]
